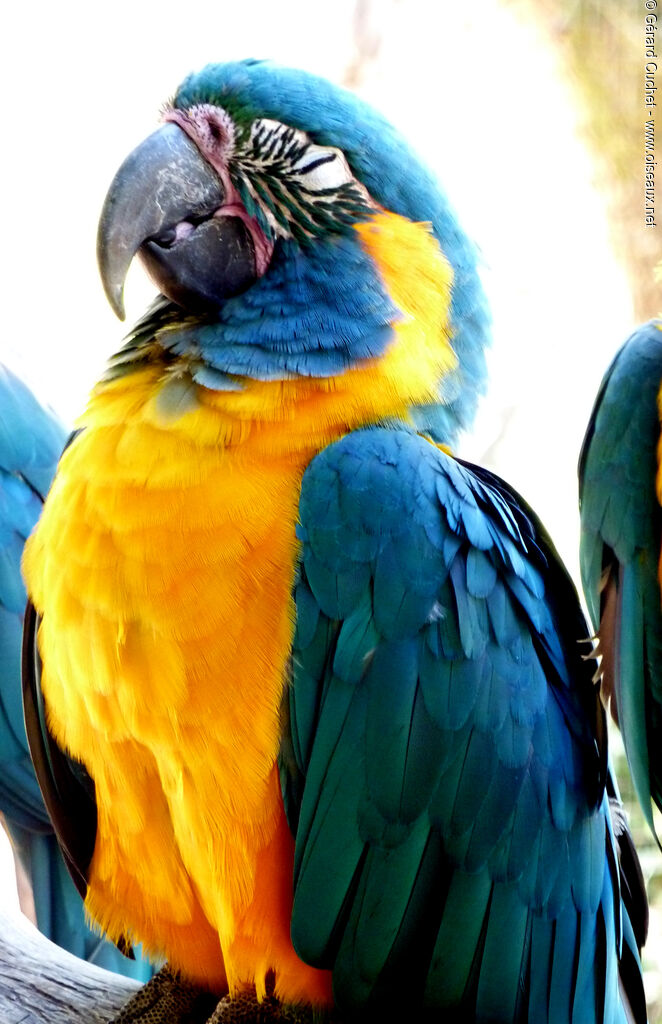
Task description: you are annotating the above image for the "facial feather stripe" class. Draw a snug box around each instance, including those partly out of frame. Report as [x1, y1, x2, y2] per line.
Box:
[166, 104, 374, 244]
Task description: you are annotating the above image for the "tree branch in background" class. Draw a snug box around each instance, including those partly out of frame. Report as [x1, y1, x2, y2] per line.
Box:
[513, 0, 660, 319]
[0, 909, 139, 1024]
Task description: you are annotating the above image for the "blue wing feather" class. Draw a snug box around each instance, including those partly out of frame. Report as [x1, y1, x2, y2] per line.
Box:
[579, 319, 662, 833]
[284, 425, 644, 1020]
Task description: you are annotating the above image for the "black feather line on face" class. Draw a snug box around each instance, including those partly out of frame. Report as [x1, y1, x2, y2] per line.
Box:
[229, 117, 375, 243]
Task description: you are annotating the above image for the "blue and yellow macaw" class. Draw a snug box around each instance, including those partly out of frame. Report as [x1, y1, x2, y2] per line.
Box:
[0, 364, 152, 978]
[22, 61, 648, 1022]
[580, 319, 662, 840]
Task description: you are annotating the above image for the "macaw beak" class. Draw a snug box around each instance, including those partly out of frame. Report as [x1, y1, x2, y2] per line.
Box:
[97, 122, 256, 320]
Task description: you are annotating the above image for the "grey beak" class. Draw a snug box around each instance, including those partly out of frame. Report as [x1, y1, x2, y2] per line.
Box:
[97, 123, 225, 320]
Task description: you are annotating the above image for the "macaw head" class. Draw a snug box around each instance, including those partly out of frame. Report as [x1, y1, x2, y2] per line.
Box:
[98, 60, 489, 441]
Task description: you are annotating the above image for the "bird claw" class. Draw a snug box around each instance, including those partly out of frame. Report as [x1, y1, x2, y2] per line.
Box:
[207, 989, 337, 1024]
[110, 963, 219, 1024]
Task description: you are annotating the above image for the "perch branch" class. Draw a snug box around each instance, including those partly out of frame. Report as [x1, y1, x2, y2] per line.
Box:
[0, 908, 140, 1024]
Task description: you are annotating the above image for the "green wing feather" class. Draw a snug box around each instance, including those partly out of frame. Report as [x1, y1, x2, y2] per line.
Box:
[283, 425, 644, 1021]
[579, 318, 662, 835]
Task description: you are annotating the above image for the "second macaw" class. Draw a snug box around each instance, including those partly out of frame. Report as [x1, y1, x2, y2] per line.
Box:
[22, 61, 647, 1023]
[580, 319, 662, 838]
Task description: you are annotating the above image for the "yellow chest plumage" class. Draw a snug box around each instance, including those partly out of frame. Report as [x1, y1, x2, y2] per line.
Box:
[26, 386, 322, 995]
[22, 211, 455, 1001]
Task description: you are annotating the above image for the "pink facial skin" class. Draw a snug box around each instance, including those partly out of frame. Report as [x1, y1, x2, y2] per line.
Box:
[164, 105, 274, 277]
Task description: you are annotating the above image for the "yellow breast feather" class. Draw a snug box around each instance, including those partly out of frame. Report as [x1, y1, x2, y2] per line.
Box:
[22, 209, 455, 1002]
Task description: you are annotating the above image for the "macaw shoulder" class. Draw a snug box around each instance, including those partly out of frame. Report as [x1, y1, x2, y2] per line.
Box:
[0, 364, 66, 771]
[579, 318, 662, 519]
[295, 424, 603, 782]
[581, 318, 662, 461]
[297, 425, 541, 634]
[579, 318, 662, 608]
[0, 365, 66, 498]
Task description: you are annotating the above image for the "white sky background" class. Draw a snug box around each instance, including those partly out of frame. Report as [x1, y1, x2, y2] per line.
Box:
[1, 0, 644, 578]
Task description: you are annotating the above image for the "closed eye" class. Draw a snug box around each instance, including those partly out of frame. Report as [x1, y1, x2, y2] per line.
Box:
[298, 153, 337, 175]
[293, 144, 354, 191]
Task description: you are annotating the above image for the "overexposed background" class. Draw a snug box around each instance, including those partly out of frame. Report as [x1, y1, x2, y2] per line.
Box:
[1, 0, 660, 1012]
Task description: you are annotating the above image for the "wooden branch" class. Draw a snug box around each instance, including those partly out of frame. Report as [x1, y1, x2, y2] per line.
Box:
[0, 909, 140, 1024]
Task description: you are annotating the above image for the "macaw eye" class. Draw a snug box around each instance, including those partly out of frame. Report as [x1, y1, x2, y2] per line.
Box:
[232, 117, 373, 243]
[293, 145, 354, 192]
[246, 119, 356, 192]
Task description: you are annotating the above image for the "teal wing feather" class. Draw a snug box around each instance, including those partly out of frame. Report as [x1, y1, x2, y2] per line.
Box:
[0, 365, 152, 978]
[0, 364, 69, 837]
[284, 426, 645, 1022]
[579, 319, 662, 836]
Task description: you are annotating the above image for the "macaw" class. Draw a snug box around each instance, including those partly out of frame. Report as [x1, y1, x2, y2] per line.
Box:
[579, 319, 662, 838]
[0, 363, 152, 978]
[21, 61, 648, 1023]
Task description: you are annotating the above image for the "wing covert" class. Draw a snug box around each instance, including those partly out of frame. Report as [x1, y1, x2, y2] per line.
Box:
[579, 319, 662, 833]
[285, 426, 641, 1021]
[0, 364, 67, 831]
